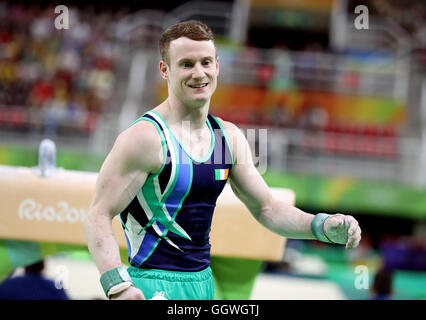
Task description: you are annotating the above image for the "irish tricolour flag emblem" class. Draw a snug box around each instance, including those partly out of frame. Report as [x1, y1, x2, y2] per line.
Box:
[215, 168, 229, 180]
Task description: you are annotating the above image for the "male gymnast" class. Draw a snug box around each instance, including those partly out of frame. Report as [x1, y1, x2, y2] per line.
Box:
[84, 20, 361, 300]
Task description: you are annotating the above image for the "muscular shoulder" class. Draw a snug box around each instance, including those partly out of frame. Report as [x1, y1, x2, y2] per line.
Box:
[113, 119, 163, 174]
[213, 116, 246, 148]
[213, 116, 243, 137]
[213, 116, 253, 166]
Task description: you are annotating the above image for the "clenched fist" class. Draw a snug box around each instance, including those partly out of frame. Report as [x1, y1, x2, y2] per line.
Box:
[324, 214, 361, 249]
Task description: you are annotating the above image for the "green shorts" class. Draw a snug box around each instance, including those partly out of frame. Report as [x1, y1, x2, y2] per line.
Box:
[127, 266, 214, 300]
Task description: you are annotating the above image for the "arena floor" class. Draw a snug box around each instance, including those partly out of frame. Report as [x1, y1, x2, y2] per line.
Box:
[36, 254, 346, 300]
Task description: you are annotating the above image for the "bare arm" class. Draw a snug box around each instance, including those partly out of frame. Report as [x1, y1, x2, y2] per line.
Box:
[224, 121, 316, 239]
[84, 121, 163, 297]
[221, 120, 361, 248]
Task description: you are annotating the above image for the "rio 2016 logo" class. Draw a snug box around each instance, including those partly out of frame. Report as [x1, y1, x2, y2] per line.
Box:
[18, 199, 86, 223]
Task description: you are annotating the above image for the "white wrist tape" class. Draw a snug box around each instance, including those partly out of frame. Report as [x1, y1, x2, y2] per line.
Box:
[100, 266, 134, 298]
[108, 281, 134, 298]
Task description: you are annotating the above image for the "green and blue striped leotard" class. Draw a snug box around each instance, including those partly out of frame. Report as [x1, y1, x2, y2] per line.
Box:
[119, 110, 234, 272]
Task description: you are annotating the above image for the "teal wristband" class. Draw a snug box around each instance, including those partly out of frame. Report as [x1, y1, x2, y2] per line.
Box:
[100, 266, 133, 297]
[311, 213, 333, 243]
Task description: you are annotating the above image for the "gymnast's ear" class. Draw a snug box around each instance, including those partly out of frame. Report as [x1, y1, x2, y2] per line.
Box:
[159, 60, 169, 80]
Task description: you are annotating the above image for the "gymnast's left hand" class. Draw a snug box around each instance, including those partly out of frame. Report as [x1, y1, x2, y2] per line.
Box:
[323, 214, 361, 249]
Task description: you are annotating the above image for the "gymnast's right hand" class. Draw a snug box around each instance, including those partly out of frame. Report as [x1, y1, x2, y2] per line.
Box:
[110, 286, 146, 300]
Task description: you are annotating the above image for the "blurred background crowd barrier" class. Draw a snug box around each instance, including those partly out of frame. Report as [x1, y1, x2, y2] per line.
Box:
[0, 0, 426, 299]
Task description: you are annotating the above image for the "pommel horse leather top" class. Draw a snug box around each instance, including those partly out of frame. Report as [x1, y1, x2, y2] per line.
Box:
[0, 165, 293, 261]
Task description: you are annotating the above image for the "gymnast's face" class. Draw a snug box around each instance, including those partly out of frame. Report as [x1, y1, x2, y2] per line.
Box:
[160, 37, 219, 109]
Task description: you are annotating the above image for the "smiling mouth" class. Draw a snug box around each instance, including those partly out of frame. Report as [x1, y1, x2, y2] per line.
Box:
[188, 83, 208, 88]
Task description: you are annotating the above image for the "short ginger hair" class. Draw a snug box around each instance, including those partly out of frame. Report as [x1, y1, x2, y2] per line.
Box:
[159, 20, 216, 65]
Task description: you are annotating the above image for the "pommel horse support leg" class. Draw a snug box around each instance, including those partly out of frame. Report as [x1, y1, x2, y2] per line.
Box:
[0, 140, 294, 298]
[210, 186, 293, 299]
